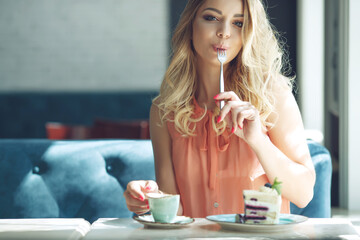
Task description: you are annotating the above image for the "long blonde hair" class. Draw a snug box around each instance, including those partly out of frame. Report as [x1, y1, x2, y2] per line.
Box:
[154, 0, 293, 136]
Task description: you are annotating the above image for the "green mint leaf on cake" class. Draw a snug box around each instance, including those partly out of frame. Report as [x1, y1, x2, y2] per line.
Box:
[271, 177, 282, 195]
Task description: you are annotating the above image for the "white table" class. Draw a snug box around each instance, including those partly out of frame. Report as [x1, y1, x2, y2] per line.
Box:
[83, 217, 360, 240]
[0, 218, 91, 240]
[1, 217, 358, 239]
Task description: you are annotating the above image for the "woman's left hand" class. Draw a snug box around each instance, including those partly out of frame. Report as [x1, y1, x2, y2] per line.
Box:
[214, 91, 264, 144]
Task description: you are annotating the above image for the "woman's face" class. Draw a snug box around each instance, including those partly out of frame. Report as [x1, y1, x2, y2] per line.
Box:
[192, 0, 244, 66]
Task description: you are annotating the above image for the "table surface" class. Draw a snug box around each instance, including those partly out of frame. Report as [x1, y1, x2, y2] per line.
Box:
[0, 218, 90, 240]
[83, 217, 360, 240]
[0, 217, 359, 240]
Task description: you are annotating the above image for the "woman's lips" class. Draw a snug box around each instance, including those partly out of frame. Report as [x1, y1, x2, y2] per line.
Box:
[213, 45, 229, 52]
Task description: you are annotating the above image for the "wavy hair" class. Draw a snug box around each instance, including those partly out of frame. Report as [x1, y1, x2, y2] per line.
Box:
[153, 0, 293, 136]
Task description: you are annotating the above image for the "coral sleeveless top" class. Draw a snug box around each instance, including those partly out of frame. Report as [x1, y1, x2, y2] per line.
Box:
[166, 98, 290, 218]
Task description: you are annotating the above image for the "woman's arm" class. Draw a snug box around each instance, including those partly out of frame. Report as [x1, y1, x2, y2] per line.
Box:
[150, 103, 183, 215]
[215, 82, 316, 208]
[250, 86, 316, 208]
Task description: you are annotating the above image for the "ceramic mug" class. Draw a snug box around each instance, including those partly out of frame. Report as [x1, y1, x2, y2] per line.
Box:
[147, 192, 180, 223]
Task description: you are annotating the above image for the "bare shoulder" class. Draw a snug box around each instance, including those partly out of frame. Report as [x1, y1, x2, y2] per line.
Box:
[267, 76, 298, 125]
[150, 100, 166, 127]
[266, 76, 311, 164]
[150, 101, 161, 123]
[149, 101, 170, 141]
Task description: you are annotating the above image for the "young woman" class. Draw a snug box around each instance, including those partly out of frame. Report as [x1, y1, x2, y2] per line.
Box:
[124, 0, 315, 218]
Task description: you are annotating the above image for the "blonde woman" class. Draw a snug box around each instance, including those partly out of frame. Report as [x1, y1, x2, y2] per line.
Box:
[124, 0, 315, 218]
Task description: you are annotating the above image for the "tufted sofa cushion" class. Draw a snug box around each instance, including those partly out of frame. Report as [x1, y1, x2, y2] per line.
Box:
[0, 139, 332, 222]
[0, 139, 155, 223]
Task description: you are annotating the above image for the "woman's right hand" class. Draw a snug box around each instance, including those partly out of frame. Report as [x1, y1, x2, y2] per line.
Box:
[123, 180, 159, 215]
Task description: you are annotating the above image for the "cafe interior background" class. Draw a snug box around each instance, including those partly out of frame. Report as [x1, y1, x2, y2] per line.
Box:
[0, 0, 359, 213]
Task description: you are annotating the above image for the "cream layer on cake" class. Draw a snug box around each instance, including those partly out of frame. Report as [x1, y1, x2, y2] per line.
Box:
[243, 186, 281, 224]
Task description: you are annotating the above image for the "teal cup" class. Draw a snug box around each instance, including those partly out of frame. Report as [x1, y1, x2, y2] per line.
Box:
[147, 193, 180, 223]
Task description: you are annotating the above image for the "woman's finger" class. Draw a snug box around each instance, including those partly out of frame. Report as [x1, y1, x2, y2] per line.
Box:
[124, 193, 144, 209]
[125, 191, 150, 215]
[127, 180, 151, 201]
[127, 200, 149, 209]
[237, 107, 257, 129]
[129, 186, 145, 201]
[143, 180, 159, 193]
[134, 209, 150, 215]
[217, 101, 233, 123]
[217, 101, 248, 123]
[124, 190, 150, 213]
[124, 190, 148, 205]
[231, 106, 245, 133]
[214, 91, 240, 102]
[130, 204, 150, 215]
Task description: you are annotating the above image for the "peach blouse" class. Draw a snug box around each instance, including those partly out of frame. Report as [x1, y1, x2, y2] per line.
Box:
[167, 98, 290, 218]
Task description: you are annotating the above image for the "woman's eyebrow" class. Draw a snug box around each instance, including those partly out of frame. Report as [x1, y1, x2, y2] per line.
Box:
[202, 7, 222, 14]
[202, 7, 244, 17]
[234, 13, 244, 17]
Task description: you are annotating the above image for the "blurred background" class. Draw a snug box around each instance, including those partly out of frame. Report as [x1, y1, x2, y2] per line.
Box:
[0, 0, 359, 210]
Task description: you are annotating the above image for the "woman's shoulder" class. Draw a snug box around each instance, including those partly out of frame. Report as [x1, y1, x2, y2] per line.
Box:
[150, 101, 160, 122]
[150, 100, 160, 113]
[150, 101, 166, 128]
[150, 100, 175, 131]
[150, 99, 174, 121]
[267, 99, 302, 139]
[271, 73, 293, 90]
[268, 74, 293, 101]
[267, 75, 297, 124]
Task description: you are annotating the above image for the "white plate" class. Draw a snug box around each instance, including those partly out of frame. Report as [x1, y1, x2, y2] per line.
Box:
[133, 215, 195, 229]
[206, 214, 307, 232]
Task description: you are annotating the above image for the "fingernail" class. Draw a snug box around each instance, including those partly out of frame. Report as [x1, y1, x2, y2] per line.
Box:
[146, 205, 150, 209]
[213, 94, 219, 99]
[231, 127, 235, 133]
[238, 124, 242, 129]
[217, 116, 222, 123]
[139, 196, 144, 201]
[145, 186, 151, 190]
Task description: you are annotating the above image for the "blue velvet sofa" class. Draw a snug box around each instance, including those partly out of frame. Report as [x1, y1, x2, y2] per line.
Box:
[0, 139, 331, 223]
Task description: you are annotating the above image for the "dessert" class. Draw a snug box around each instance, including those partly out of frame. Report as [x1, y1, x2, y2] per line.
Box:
[238, 178, 282, 224]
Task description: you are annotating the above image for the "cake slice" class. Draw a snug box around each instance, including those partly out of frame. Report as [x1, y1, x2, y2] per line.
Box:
[241, 178, 282, 224]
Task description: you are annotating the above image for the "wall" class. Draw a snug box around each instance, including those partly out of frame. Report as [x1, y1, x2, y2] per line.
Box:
[0, 0, 168, 92]
[297, 0, 325, 137]
[324, 0, 360, 210]
[348, 0, 360, 211]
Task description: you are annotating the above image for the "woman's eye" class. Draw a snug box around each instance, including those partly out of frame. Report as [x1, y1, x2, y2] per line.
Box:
[203, 15, 217, 21]
[234, 21, 243, 28]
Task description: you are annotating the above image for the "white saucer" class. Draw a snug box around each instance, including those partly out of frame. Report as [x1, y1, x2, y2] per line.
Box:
[206, 214, 308, 232]
[133, 215, 194, 229]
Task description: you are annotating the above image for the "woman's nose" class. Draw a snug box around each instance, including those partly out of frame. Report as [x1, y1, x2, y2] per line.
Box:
[216, 23, 231, 39]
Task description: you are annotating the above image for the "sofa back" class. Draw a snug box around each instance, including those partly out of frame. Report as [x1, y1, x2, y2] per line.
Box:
[0, 139, 332, 222]
[0, 139, 155, 223]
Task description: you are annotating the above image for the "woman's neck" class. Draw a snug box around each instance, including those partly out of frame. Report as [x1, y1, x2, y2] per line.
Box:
[195, 58, 227, 110]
